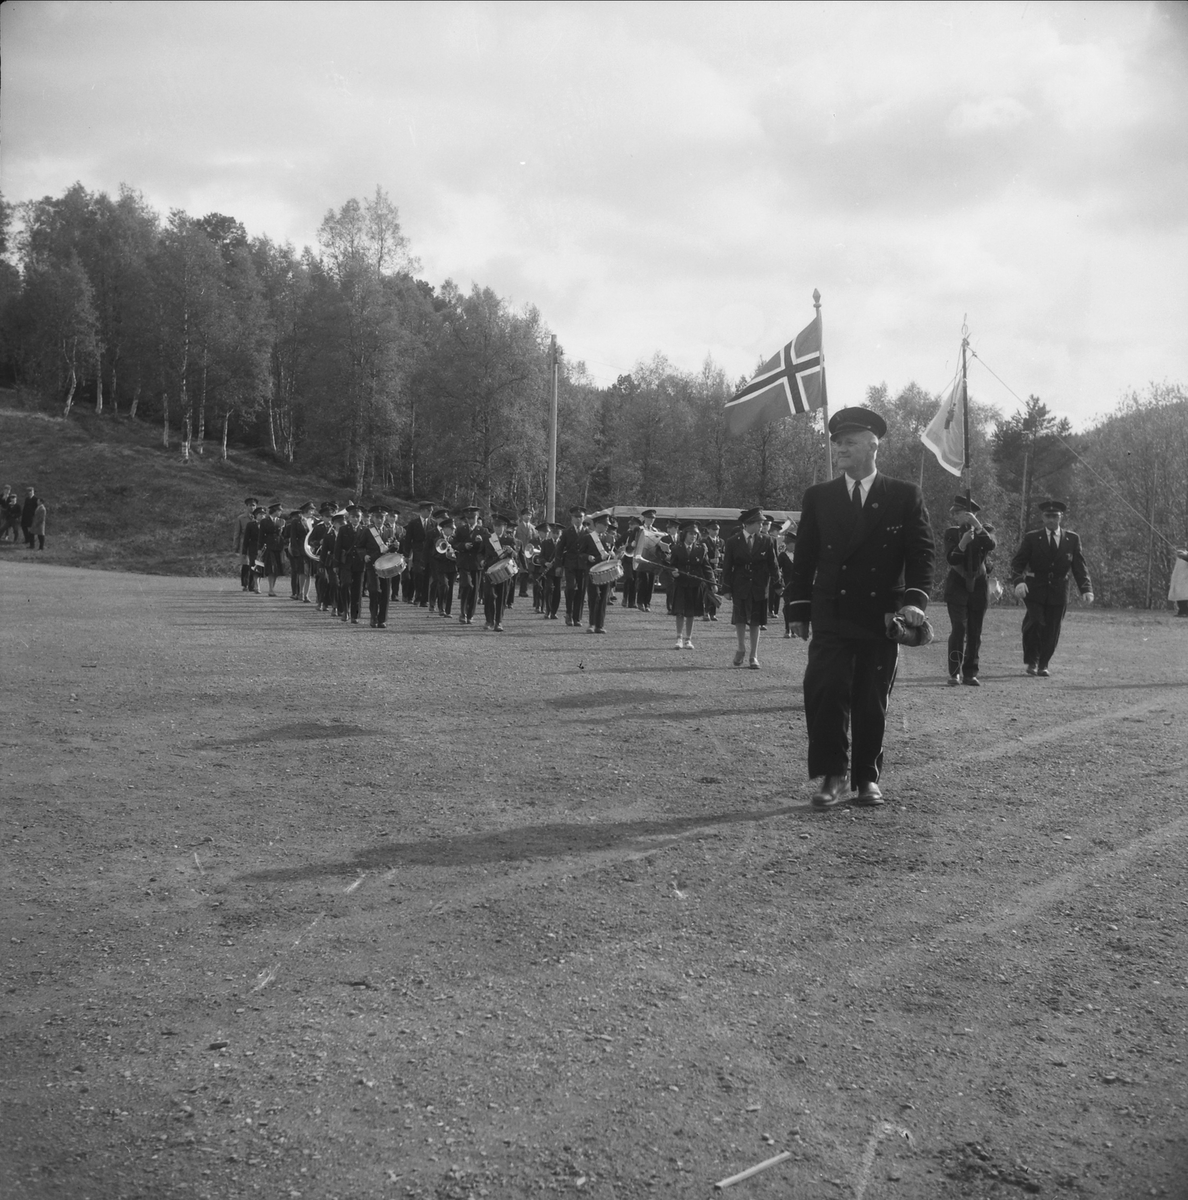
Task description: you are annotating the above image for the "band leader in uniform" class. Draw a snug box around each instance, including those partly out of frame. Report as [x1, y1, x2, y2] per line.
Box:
[786, 406, 934, 808]
[1009, 500, 1092, 676]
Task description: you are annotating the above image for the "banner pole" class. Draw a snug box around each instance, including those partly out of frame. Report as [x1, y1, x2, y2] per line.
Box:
[814, 289, 832, 479]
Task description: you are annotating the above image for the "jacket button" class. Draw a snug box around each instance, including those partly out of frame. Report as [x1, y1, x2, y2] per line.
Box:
[840, 589, 846, 595]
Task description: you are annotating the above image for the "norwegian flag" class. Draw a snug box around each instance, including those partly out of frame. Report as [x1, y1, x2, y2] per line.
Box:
[723, 314, 826, 436]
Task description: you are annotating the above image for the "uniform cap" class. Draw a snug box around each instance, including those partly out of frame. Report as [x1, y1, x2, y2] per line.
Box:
[828, 406, 888, 440]
[640, 507, 657, 518]
[568, 505, 586, 516]
[738, 507, 762, 525]
[1039, 500, 1067, 514]
[591, 512, 610, 526]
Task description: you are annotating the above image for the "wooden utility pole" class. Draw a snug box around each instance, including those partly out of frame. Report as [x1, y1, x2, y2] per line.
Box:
[546, 334, 558, 526]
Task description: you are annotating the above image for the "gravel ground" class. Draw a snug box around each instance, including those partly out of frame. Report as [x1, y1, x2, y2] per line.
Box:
[2, 559, 1187, 1200]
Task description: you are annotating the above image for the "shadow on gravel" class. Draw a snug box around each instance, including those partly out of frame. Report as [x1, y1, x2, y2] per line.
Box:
[552, 688, 684, 708]
[218, 722, 372, 746]
[239, 805, 799, 883]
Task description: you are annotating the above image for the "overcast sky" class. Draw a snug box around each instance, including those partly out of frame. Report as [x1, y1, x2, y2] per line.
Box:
[3, 1, 1186, 427]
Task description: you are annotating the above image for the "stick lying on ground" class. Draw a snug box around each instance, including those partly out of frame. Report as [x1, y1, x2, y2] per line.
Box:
[713, 1150, 792, 1190]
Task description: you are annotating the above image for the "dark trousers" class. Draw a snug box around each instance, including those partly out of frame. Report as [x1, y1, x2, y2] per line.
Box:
[565, 569, 588, 625]
[413, 563, 430, 606]
[636, 569, 655, 608]
[431, 567, 456, 615]
[290, 556, 303, 597]
[341, 564, 363, 621]
[622, 565, 637, 607]
[240, 563, 251, 589]
[23, 524, 34, 548]
[400, 568, 416, 602]
[803, 630, 900, 787]
[946, 592, 988, 678]
[368, 571, 390, 625]
[482, 579, 506, 627]
[458, 569, 480, 621]
[1021, 601, 1065, 667]
[545, 572, 562, 617]
[586, 581, 609, 631]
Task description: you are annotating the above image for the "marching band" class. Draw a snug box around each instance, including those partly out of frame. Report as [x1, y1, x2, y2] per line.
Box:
[234, 498, 781, 643]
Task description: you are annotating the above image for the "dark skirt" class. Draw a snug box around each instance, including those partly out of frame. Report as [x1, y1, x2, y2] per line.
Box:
[730, 594, 768, 627]
[672, 578, 706, 618]
[263, 548, 286, 577]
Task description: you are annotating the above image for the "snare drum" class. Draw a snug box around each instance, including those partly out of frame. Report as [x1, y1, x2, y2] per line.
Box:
[588, 558, 623, 586]
[485, 558, 519, 585]
[374, 551, 407, 578]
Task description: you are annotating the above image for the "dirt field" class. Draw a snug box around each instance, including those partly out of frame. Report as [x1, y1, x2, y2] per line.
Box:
[2, 558, 1187, 1200]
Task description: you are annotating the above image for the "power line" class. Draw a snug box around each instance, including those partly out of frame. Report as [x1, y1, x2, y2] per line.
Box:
[968, 349, 1180, 553]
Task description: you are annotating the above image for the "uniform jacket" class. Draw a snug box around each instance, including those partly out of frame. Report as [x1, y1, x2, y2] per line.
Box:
[942, 525, 996, 602]
[359, 524, 389, 567]
[721, 530, 780, 602]
[671, 541, 712, 583]
[786, 472, 934, 638]
[554, 525, 588, 572]
[334, 523, 365, 570]
[233, 511, 251, 554]
[21, 495, 38, 526]
[403, 515, 430, 564]
[1009, 528, 1091, 606]
[453, 524, 486, 572]
[479, 530, 515, 570]
[577, 529, 611, 568]
[260, 516, 284, 556]
[242, 519, 261, 563]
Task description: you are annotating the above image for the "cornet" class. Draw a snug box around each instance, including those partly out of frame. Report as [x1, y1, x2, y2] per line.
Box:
[436, 537, 457, 559]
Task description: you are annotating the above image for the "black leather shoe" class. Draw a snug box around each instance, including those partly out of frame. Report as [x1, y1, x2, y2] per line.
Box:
[963, 676, 980, 686]
[947, 676, 960, 687]
[854, 782, 884, 806]
[1037, 666, 1050, 677]
[1026, 664, 1038, 676]
[811, 775, 849, 808]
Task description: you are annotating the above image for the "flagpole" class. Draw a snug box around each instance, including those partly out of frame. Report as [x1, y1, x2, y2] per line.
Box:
[960, 319, 971, 499]
[814, 289, 832, 479]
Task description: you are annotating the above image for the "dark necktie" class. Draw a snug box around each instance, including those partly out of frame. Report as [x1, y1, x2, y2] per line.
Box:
[1049, 532, 1057, 553]
[852, 480, 863, 516]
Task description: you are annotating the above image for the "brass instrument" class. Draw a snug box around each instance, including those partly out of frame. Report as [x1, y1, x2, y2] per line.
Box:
[435, 536, 457, 559]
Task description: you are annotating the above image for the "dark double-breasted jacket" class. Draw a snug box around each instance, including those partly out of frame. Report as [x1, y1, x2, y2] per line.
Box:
[942, 525, 996, 603]
[1009, 528, 1091, 607]
[786, 473, 934, 639]
[721, 531, 780, 602]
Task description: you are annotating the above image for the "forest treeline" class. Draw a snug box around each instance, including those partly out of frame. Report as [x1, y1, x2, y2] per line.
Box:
[0, 182, 1184, 606]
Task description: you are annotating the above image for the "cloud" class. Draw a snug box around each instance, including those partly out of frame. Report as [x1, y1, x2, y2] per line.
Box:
[1, 0, 1185, 425]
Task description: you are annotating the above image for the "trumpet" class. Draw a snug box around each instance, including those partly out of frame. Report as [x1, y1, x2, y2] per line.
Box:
[435, 537, 457, 559]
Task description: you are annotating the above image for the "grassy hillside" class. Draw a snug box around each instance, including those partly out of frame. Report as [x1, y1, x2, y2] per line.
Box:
[0, 393, 404, 576]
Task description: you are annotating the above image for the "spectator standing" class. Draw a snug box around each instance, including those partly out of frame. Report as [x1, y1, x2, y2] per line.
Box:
[20, 487, 37, 548]
[31, 496, 47, 550]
